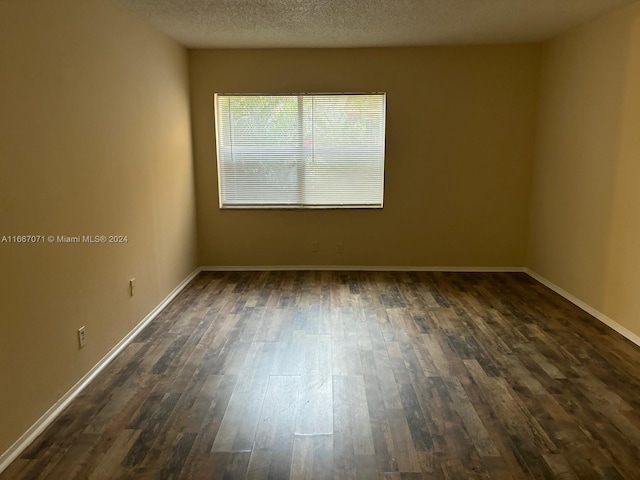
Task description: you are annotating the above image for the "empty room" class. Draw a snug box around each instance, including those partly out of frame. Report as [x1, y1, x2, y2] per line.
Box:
[1, 0, 640, 478]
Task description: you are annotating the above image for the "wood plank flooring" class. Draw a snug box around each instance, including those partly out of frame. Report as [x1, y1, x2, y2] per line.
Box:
[3, 271, 640, 479]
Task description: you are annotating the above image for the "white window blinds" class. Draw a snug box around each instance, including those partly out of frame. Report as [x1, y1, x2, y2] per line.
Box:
[214, 93, 386, 208]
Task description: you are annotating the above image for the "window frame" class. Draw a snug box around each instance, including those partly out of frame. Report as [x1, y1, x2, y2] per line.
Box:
[214, 92, 387, 210]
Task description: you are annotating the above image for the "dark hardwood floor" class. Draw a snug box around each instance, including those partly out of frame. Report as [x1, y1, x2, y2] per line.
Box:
[3, 271, 640, 479]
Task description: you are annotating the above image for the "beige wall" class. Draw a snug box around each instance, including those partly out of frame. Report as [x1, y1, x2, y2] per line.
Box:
[528, 2, 640, 337]
[0, 0, 197, 454]
[189, 47, 541, 268]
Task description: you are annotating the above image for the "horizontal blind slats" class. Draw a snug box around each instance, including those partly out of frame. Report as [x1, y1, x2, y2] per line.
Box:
[215, 93, 386, 208]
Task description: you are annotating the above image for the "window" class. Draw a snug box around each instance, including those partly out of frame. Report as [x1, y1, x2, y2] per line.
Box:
[214, 93, 386, 208]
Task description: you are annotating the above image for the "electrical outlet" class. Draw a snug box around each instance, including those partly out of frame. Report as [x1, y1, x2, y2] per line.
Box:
[78, 326, 86, 348]
[336, 242, 344, 254]
[311, 241, 319, 253]
[129, 278, 135, 297]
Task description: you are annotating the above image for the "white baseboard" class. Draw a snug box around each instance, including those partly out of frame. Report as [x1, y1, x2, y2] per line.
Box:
[0, 267, 201, 474]
[200, 265, 525, 272]
[524, 268, 640, 348]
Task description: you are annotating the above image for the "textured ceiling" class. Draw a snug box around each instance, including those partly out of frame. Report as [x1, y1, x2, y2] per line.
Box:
[116, 0, 637, 48]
